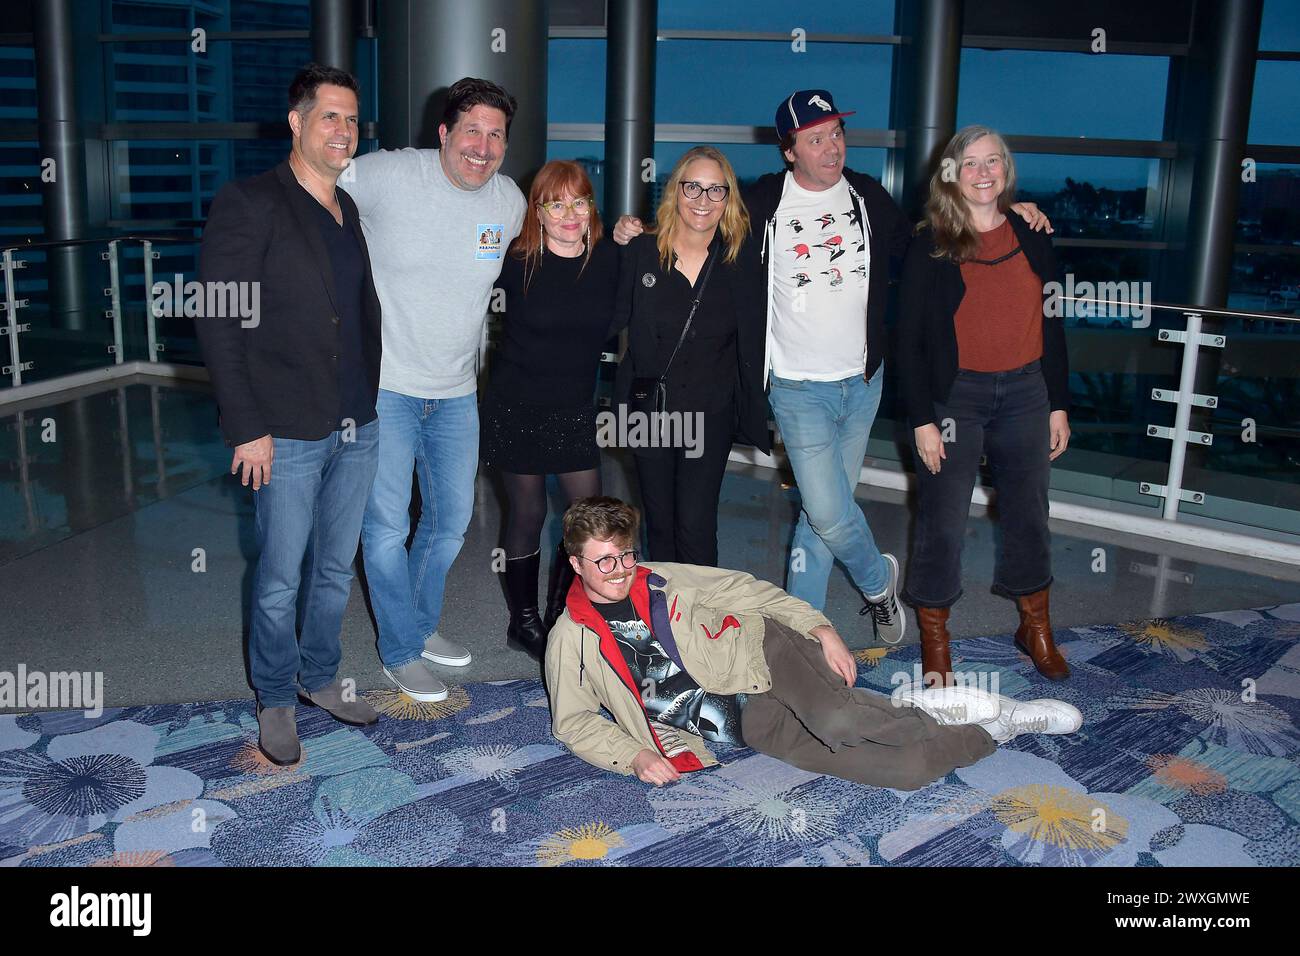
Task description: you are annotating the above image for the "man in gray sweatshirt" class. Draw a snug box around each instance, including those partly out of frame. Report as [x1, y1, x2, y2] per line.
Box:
[342, 78, 526, 702]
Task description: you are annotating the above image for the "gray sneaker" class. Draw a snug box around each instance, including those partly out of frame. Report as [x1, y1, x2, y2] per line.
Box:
[861, 553, 907, 645]
[421, 632, 472, 667]
[383, 661, 449, 702]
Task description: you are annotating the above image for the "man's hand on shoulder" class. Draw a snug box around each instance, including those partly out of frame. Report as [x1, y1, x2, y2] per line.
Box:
[1009, 201, 1053, 234]
[632, 748, 681, 786]
[811, 625, 857, 686]
[612, 215, 644, 246]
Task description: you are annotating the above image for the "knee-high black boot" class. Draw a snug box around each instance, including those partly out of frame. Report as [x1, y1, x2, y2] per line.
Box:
[543, 540, 576, 631]
[505, 550, 548, 660]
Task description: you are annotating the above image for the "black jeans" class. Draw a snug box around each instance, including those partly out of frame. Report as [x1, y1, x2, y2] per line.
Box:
[903, 360, 1053, 609]
[633, 406, 734, 566]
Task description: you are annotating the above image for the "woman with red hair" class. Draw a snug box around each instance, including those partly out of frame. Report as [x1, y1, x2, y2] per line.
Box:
[480, 160, 620, 659]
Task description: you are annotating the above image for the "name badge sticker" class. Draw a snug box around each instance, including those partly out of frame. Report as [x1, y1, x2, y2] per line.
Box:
[476, 223, 505, 260]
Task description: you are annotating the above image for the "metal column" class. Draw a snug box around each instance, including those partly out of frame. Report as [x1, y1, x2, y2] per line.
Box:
[603, 0, 658, 221]
[893, 0, 962, 218]
[377, 0, 548, 187]
[33, 0, 89, 330]
[311, 0, 355, 74]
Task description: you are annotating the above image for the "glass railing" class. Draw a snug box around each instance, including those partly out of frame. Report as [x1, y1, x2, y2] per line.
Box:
[1, 235, 203, 389]
[5, 237, 1299, 541]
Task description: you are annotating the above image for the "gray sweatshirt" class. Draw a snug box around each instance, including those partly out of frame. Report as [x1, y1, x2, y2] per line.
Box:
[342, 147, 526, 399]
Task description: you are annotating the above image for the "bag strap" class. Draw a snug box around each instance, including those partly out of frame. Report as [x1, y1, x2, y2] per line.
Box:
[659, 246, 719, 382]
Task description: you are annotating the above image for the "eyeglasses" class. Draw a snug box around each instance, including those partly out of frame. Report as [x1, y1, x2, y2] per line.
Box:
[575, 549, 639, 574]
[680, 181, 729, 202]
[538, 196, 594, 218]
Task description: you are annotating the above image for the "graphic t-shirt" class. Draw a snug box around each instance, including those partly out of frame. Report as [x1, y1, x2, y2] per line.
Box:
[593, 597, 747, 748]
[770, 172, 869, 381]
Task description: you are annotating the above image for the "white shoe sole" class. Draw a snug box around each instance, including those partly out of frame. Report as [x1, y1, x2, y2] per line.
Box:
[868, 554, 907, 645]
[382, 666, 449, 702]
[895, 685, 1001, 724]
[421, 648, 472, 667]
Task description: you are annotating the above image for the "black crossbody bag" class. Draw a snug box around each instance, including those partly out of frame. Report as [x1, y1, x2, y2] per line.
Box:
[628, 249, 719, 428]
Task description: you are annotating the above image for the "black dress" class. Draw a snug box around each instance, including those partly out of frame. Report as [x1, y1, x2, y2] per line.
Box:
[481, 241, 620, 474]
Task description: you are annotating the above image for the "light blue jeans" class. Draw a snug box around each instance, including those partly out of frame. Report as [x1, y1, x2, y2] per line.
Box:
[361, 388, 478, 668]
[249, 420, 379, 707]
[768, 368, 889, 609]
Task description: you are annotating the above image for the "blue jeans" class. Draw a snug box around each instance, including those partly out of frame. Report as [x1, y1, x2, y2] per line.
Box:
[361, 388, 478, 668]
[249, 420, 379, 707]
[768, 368, 888, 609]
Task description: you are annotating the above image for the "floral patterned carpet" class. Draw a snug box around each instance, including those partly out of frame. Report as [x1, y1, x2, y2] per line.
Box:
[4, 602, 1300, 867]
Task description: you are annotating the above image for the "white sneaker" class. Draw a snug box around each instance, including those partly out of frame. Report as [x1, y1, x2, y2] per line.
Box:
[981, 696, 1082, 743]
[892, 683, 1002, 725]
[421, 632, 472, 667]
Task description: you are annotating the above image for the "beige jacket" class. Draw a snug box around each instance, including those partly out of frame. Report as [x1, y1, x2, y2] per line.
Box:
[544, 562, 832, 776]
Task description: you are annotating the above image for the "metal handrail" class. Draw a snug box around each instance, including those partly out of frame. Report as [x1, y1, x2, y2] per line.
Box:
[0, 235, 198, 256]
[1060, 295, 1300, 324]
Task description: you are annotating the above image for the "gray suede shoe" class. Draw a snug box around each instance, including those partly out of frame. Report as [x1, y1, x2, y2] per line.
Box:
[302, 679, 379, 726]
[256, 704, 301, 765]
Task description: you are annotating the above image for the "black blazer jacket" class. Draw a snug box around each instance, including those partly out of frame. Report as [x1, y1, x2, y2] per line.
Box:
[896, 213, 1070, 429]
[196, 160, 382, 447]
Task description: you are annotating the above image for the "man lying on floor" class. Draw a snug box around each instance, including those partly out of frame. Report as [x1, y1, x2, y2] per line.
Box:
[544, 496, 1082, 789]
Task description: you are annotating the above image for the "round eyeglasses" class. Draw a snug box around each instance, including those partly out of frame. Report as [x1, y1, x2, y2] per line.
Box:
[539, 196, 594, 218]
[575, 549, 640, 574]
[679, 181, 729, 202]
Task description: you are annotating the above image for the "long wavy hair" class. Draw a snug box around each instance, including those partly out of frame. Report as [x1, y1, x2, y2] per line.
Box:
[510, 160, 604, 289]
[654, 146, 750, 271]
[922, 125, 1018, 263]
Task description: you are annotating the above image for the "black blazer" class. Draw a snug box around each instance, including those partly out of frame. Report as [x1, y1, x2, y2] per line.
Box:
[196, 160, 382, 447]
[896, 213, 1070, 429]
[611, 233, 771, 453]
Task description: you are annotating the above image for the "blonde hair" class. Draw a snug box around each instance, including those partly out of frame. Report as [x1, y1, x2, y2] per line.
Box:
[653, 146, 750, 271]
[921, 125, 1019, 263]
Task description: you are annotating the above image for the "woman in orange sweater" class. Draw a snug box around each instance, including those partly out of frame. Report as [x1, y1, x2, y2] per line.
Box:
[896, 126, 1072, 687]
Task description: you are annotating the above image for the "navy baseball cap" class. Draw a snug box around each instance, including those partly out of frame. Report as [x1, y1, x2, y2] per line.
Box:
[775, 89, 856, 140]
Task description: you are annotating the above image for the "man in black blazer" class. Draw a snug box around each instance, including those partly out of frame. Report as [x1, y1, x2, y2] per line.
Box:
[196, 64, 383, 764]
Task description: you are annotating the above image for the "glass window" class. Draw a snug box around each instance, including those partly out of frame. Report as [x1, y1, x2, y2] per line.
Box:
[1236, 163, 1300, 244]
[656, 40, 892, 128]
[1231, 249, 1300, 317]
[1260, 0, 1300, 51]
[548, 39, 605, 123]
[1010, 154, 1162, 240]
[958, 50, 1168, 140]
[1248, 62, 1300, 145]
[658, 0, 897, 34]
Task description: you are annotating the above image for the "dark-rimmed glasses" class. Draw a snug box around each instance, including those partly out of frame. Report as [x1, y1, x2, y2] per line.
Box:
[575, 550, 640, 574]
[680, 181, 729, 202]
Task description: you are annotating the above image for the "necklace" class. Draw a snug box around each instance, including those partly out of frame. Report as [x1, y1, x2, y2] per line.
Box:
[290, 157, 342, 223]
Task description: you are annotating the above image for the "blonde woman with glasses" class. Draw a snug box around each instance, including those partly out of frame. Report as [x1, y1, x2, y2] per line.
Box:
[610, 146, 766, 566]
[480, 160, 620, 659]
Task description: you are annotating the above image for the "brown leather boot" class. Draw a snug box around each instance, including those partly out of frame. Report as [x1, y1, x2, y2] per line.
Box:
[1014, 587, 1070, 680]
[916, 606, 955, 688]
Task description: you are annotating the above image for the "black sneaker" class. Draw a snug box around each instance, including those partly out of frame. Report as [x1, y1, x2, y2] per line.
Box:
[860, 553, 907, 645]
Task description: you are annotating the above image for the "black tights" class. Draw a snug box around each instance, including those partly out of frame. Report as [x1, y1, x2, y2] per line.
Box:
[501, 469, 602, 558]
